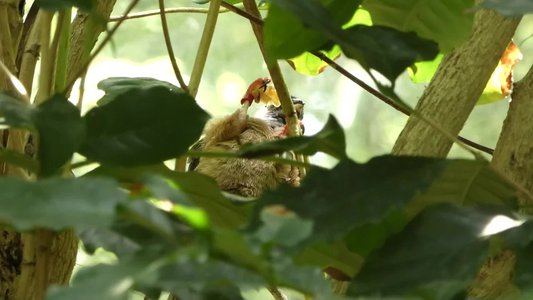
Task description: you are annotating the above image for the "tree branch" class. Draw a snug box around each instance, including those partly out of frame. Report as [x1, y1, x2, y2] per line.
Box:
[158, 0, 188, 92]
[188, 0, 222, 97]
[219, 1, 495, 156]
[110, 7, 217, 21]
[64, 0, 135, 96]
[391, 11, 520, 157]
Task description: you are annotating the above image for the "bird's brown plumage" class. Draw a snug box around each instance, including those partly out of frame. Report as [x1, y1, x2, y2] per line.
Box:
[188, 80, 304, 197]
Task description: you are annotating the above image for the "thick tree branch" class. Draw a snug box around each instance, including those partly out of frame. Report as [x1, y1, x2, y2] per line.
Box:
[467, 45, 533, 300]
[392, 10, 521, 157]
[65, 0, 119, 96]
[492, 66, 533, 205]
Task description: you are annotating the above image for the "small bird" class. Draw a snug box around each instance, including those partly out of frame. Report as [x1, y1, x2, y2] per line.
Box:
[188, 78, 304, 197]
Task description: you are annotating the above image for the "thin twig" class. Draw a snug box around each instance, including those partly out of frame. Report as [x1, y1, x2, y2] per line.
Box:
[242, 0, 308, 178]
[221, 1, 263, 23]
[77, 72, 86, 110]
[109, 7, 226, 21]
[158, 0, 189, 92]
[62, 0, 141, 94]
[219, 1, 495, 156]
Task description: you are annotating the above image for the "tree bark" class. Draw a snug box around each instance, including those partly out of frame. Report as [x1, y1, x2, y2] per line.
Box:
[468, 59, 533, 299]
[389, 8, 522, 299]
[491, 67, 533, 205]
[392, 10, 521, 157]
[0, 2, 117, 299]
[66, 0, 117, 97]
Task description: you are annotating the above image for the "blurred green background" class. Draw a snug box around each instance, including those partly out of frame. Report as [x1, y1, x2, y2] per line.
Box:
[64, 0, 533, 298]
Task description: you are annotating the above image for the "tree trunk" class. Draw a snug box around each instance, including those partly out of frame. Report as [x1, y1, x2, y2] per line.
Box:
[469, 60, 533, 299]
[0, 2, 117, 299]
[392, 10, 520, 157]
[66, 0, 118, 97]
[390, 8, 522, 299]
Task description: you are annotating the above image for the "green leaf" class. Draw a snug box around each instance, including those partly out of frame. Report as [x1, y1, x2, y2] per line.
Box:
[249, 156, 449, 243]
[498, 221, 533, 289]
[46, 253, 161, 300]
[239, 115, 347, 159]
[345, 159, 517, 257]
[85, 164, 252, 229]
[409, 54, 443, 83]
[362, 0, 475, 52]
[156, 259, 265, 295]
[480, 0, 533, 16]
[0, 148, 39, 173]
[348, 204, 492, 298]
[154, 170, 253, 228]
[118, 201, 177, 242]
[80, 228, 141, 256]
[265, 0, 360, 59]
[253, 209, 314, 248]
[36, 0, 94, 11]
[340, 25, 439, 84]
[514, 243, 533, 289]
[33, 94, 85, 177]
[0, 177, 126, 231]
[265, 5, 330, 59]
[0, 92, 34, 128]
[269, 0, 438, 83]
[295, 240, 363, 277]
[288, 46, 341, 76]
[80, 80, 209, 166]
[96, 77, 178, 106]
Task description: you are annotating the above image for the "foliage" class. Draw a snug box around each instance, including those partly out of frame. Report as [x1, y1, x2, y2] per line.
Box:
[0, 0, 531, 300]
[0, 76, 526, 299]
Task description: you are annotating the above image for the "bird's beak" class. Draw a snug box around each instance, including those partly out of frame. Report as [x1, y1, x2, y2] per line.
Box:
[299, 121, 305, 135]
[241, 77, 272, 105]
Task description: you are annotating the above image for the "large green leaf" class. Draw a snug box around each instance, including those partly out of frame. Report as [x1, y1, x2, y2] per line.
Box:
[249, 156, 449, 243]
[33, 94, 85, 177]
[264, 0, 359, 59]
[341, 25, 439, 83]
[46, 253, 162, 300]
[269, 0, 438, 83]
[239, 115, 347, 159]
[288, 46, 342, 76]
[0, 177, 126, 231]
[80, 80, 209, 166]
[118, 201, 177, 242]
[345, 159, 516, 257]
[0, 148, 39, 173]
[96, 77, 178, 106]
[80, 228, 141, 256]
[362, 0, 475, 52]
[85, 164, 252, 228]
[0, 92, 34, 128]
[480, 0, 533, 16]
[155, 259, 265, 295]
[348, 204, 493, 298]
[36, 0, 94, 11]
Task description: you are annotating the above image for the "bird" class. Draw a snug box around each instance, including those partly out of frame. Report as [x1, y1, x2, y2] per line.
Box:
[188, 78, 304, 198]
